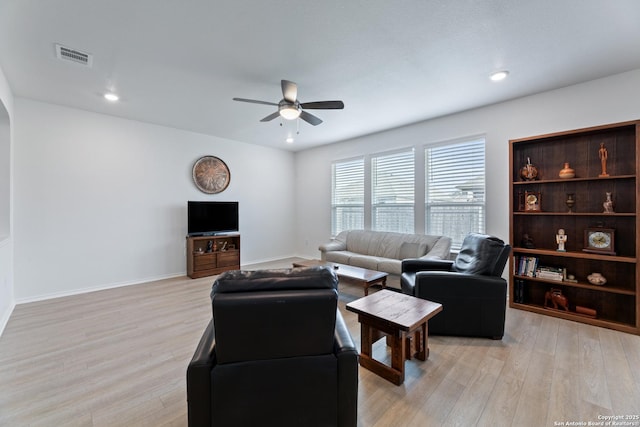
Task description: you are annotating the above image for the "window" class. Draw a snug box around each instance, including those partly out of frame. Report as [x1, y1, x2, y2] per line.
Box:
[330, 139, 485, 245]
[425, 138, 485, 249]
[372, 149, 414, 233]
[331, 157, 364, 235]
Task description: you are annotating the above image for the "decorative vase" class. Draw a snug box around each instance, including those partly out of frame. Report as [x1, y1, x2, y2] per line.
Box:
[559, 162, 575, 179]
[587, 273, 607, 286]
[520, 157, 538, 181]
[565, 193, 575, 213]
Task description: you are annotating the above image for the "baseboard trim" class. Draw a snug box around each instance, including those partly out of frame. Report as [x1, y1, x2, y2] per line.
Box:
[0, 300, 15, 337]
[15, 272, 186, 305]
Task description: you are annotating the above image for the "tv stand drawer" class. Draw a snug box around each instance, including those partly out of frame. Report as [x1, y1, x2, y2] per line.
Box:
[217, 251, 239, 268]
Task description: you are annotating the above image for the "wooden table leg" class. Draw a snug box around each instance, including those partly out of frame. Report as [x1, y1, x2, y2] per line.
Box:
[363, 276, 387, 296]
[357, 320, 406, 385]
[360, 322, 373, 359]
[416, 321, 427, 360]
[389, 330, 406, 385]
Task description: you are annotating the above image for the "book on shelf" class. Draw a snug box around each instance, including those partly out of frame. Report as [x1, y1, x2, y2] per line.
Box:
[535, 265, 566, 281]
[514, 256, 539, 277]
[514, 279, 525, 303]
[525, 256, 538, 277]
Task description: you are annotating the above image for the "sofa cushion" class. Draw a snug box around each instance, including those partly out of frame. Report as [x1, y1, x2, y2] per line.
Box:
[377, 258, 402, 275]
[325, 251, 355, 265]
[399, 242, 428, 259]
[348, 254, 383, 271]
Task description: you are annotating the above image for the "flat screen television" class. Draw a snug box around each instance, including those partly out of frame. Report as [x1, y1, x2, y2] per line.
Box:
[188, 201, 239, 236]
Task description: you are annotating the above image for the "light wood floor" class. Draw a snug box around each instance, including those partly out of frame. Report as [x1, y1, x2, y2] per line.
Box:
[1, 258, 640, 426]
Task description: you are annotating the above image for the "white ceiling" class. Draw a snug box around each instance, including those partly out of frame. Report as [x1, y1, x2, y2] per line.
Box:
[1, 1, 640, 151]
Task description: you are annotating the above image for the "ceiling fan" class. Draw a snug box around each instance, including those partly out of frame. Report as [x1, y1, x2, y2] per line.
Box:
[233, 80, 344, 126]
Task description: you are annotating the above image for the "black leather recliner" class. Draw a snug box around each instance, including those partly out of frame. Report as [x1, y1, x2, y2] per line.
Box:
[186, 266, 359, 427]
[400, 233, 511, 339]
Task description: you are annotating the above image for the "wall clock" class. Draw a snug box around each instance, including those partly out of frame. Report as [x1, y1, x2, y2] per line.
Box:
[192, 156, 230, 194]
[583, 227, 616, 255]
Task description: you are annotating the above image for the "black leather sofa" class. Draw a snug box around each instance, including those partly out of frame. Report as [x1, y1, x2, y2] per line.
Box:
[186, 267, 359, 427]
[400, 233, 511, 339]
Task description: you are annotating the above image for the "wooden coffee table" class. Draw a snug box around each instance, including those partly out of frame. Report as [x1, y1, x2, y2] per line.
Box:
[346, 290, 443, 385]
[292, 259, 387, 296]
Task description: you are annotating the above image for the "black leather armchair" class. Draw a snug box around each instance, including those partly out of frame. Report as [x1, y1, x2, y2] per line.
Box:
[186, 267, 359, 427]
[400, 233, 511, 339]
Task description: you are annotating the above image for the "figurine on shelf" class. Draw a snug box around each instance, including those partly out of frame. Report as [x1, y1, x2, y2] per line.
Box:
[599, 142, 609, 177]
[603, 192, 614, 214]
[556, 228, 567, 252]
[521, 233, 535, 249]
[206, 240, 213, 253]
[544, 288, 569, 311]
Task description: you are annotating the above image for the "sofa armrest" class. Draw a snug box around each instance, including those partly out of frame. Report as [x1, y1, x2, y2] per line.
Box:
[187, 319, 217, 427]
[415, 271, 507, 298]
[401, 258, 453, 273]
[319, 240, 347, 253]
[334, 310, 358, 427]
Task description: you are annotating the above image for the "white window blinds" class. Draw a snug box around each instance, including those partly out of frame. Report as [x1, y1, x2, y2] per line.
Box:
[331, 157, 364, 235]
[425, 138, 485, 249]
[372, 149, 415, 233]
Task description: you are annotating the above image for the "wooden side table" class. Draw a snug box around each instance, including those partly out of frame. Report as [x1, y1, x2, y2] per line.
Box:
[346, 290, 443, 385]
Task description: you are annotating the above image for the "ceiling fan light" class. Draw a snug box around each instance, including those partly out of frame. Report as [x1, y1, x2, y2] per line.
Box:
[279, 105, 301, 120]
[490, 70, 509, 81]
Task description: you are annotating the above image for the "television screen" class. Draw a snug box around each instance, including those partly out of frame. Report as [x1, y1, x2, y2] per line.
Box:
[188, 201, 239, 236]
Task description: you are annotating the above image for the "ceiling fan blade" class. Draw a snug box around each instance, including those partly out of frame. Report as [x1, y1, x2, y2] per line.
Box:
[260, 111, 281, 122]
[300, 100, 344, 110]
[281, 80, 298, 103]
[300, 110, 323, 126]
[233, 97, 278, 107]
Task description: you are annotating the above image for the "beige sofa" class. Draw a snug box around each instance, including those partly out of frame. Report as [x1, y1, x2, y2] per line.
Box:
[319, 230, 451, 275]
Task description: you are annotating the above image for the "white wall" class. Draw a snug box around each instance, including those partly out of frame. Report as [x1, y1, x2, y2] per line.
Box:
[294, 69, 640, 258]
[13, 99, 296, 301]
[0, 63, 14, 335]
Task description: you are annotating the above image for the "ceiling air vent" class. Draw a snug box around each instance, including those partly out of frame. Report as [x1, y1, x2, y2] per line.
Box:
[55, 44, 93, 67]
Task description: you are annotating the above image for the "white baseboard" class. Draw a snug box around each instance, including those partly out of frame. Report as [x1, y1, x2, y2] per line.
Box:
[13, 255, 308, 305]
[14, 272, 186, 305]
[0, 300, 15, 337]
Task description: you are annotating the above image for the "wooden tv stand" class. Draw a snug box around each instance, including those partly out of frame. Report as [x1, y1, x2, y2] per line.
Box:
[186, 234, 240, 278]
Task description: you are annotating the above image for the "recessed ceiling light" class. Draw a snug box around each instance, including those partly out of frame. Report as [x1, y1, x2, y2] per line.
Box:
[490, 71, 509, 82]
[104, 92, 119, 102]
[286, 137, 294, 143]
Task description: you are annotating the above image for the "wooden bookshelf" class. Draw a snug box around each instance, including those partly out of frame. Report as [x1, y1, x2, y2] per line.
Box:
[509, 120, 639, 335]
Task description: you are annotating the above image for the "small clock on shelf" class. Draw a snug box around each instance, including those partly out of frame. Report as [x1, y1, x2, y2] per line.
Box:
[583, 227, 616, 255]
[519, 191, 541, 212]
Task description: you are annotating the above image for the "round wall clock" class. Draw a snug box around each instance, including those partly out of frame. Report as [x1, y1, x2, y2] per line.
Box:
[192, 156, 230, 194]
